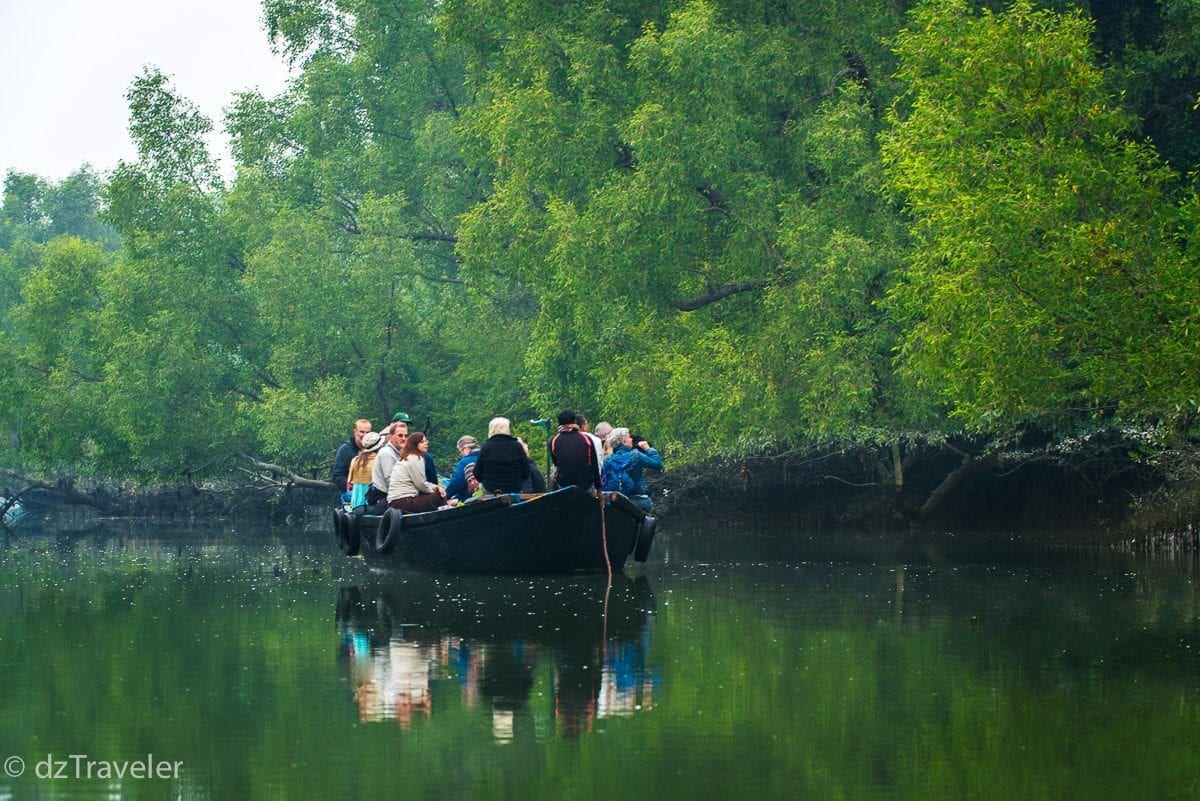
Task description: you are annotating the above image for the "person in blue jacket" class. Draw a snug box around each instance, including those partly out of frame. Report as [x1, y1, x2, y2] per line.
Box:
[445, 435, 481, 502]
[601, 427, 663, 512]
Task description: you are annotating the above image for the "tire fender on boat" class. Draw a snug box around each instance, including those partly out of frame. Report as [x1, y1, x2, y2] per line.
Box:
[634, 514, 657, 563]
[343, 511, 361, 556]
[375, 507, 403, 555]
[335, 509, 361, 556]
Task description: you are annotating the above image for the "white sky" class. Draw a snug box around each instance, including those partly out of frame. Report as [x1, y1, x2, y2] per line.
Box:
[0, 0, 293, 183]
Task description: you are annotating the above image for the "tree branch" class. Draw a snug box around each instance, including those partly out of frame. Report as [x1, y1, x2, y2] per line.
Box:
[0, 485, 31, 527]
[405, 231, 458, 243]
[237, 452, 335, 490]
[13, 355, 102, 384]
[0, 468, 125, 514]
[673, 279, 768, 311]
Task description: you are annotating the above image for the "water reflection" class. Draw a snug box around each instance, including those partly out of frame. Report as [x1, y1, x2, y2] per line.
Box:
[6, 527, 1199, 800]
[335, 575, 659, 740]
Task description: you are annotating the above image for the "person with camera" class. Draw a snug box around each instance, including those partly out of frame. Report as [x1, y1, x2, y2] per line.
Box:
[601, 427, 663, 512]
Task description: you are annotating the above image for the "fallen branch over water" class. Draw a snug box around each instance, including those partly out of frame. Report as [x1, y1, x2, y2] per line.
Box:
[236, 453, 335, 491]
[0, 467, 126, 515]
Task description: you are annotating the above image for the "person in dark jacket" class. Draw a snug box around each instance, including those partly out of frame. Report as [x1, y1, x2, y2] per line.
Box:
[550, 408, 600, 491]
[518, 437, 547, 494]
[331, 418, 372, 504]
[475, 417, 530, 494]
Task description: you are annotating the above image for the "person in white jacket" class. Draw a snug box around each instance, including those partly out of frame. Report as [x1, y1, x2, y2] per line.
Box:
[387, 432, 447, 513]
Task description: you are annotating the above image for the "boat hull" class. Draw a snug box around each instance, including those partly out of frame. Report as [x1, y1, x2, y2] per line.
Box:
[334, 487, 656, 574]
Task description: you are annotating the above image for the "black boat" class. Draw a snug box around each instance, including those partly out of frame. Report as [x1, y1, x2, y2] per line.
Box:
[332, 486, 658, 574]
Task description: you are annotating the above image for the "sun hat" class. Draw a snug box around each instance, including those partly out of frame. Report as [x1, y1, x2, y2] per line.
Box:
[361, 431, 386, 451]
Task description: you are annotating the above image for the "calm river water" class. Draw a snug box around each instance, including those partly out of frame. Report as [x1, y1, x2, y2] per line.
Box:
[1, 521, 1198, 800]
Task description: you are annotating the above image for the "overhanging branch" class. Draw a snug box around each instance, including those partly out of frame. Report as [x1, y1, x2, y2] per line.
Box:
[0, 468, 125, 514]
[237, 453, 334, 490]
[673, 279, 768, 312]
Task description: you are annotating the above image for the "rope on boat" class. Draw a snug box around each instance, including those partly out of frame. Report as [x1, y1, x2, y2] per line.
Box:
[600, 490, 613, 690]
[598, 490, 612, 581]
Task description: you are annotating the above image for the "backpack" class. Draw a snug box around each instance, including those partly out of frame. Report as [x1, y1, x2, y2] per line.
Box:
[601, 451, 637, 495]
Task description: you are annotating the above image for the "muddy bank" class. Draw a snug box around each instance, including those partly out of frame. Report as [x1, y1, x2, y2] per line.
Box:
[653, 435, 1200, 548]
[5, 433, 1199, 548]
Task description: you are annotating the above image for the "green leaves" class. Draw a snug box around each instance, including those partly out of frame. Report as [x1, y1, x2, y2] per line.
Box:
[883, 0, 1199, 430]
[5, 0, 1200, 482]
[124, 68, 221, 193]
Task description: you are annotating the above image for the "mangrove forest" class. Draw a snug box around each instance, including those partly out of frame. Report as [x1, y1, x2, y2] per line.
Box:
[3, 0, 1200, 534]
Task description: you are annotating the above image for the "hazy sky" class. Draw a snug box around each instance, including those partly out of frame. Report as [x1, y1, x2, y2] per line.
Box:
[0, 0, 293, 183]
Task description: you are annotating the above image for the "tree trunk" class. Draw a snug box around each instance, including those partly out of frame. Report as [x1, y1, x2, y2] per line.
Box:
[895, 450, 998, 524]
[0, 468, 126, 514]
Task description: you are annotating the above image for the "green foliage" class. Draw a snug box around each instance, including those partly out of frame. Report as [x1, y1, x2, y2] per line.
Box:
[3, 0, 1200, 482]
[1, 237, 113, 468]
[0, 171, 48, 247]
[1, 168, 117, 250]
[1094, 0, 1200, 174]
[882, 0, 1200, 430]
[449, 0, 911, 459]
[124, 67, 222, 192]
[247, 378, 359, 464]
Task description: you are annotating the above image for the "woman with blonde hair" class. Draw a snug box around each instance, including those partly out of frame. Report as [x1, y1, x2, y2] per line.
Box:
[387, 432, 447, 513]
[348, 430, 386, 510]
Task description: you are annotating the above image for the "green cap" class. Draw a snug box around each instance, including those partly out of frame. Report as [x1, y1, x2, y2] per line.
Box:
[391, 411, 412, 423]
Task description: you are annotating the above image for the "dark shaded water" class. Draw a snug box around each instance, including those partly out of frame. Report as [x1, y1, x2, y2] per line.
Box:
[1, 523, 1198, 800]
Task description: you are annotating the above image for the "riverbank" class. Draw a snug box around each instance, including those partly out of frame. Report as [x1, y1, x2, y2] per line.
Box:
[5, 434, 1199, 549]
[653, 435, 1200, 550]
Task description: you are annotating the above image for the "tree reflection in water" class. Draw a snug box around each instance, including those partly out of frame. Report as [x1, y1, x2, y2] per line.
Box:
[335, 574, 659, 740]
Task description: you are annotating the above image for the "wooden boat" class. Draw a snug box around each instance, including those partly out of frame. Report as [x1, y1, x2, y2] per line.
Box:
[331, 486, 657, 574]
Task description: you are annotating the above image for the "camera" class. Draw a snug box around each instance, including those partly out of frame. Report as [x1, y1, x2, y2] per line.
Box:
[630, 434, 646, 448]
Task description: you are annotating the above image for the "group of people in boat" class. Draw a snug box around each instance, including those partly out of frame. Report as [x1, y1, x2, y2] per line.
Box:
[331, 408, 664, 515]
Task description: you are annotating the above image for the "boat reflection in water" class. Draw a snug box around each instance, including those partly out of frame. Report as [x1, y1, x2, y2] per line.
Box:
[335, 574, 659, 740]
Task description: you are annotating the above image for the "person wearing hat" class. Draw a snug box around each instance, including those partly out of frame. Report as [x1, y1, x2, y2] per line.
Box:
[331, 418, 372, 504]
[347, 430, 386, 510]
[445, 434, 482, 502]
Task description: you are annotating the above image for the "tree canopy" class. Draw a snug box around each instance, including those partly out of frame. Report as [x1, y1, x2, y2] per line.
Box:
[0, 0, 1198, 485]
